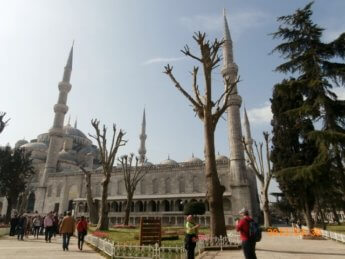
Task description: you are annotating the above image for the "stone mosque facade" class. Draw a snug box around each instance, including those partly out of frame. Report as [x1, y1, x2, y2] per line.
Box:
[0, 13, 260, 226]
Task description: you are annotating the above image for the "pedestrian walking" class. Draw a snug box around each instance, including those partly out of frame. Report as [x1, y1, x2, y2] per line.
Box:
[76, 216, 88, 250]
[16, 214, 27, 241]
[184, 215, 200, 259]
[44, 212, 54, 242]
[59, 211, 75, 251]
[236, 208, 258, 259]
[33, 215, 42, 239]
[10, 214, 18, 236]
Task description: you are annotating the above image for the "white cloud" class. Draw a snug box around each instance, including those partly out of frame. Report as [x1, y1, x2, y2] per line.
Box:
[323, 28, 345, 42]
[142, 57, 186, 65]
[179, 10, 270, 39]
[332, 87, 345, 100]
[247, 102, 272, 125]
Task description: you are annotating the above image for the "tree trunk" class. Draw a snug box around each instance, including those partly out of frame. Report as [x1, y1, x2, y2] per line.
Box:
[85, 172, 98, 224]
[303, 201, 314, 233]
[96, 175, 110, 230]
[204, 116, 226, 237]
[331, 205, 340, 225]
[262, 182, 271, 228]
[5, 197, 14, 224]
[124, 193, 133, 226]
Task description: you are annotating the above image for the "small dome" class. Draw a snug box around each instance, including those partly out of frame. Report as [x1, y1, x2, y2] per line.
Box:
[21, 142, 47, 151]
[58, 150, 76, 162]
[15, 139, 28, 149]
[184, 154, 202, 164]
[216, 153, 229, 162]
[142, 161, 153, 166]
[160, 156, 178, 166]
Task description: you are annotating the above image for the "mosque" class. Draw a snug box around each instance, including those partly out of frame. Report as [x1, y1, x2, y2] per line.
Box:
[0, 13, 260, 226]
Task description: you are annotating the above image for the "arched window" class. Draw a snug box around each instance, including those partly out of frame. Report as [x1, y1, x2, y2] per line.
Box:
[56, 183, 62, 197]
[192, 176, 199, 192]
[47, 185, 52, 197]
[152, 179, 158, 194]
[165, 178, 171, 193]
[117, 180, 124, 195]
[140, 180, 146, 194]
[179, 177, 185, 193]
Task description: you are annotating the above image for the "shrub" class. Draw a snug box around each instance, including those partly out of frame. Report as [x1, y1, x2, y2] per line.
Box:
[183, 202, 206, 216]
[113, 224, 136, 229]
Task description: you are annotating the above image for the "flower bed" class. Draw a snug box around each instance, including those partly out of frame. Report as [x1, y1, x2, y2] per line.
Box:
[112, 224, 136, 229]
[92, 231, 109, 239]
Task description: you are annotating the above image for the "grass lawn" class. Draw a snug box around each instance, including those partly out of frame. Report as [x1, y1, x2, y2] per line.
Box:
[326, 223, 345, 234]
[89, 226, 211, 246]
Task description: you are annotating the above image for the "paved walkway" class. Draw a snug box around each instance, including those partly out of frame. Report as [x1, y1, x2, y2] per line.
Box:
[198, 230, 345, 259]
[0, 235, 103, 259]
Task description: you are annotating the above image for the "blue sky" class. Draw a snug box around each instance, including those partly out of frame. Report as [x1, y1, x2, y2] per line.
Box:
[1, 1, 345, 195]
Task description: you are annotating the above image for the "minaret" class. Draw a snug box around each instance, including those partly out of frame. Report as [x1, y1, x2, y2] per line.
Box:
[138, 108, 147, 163]
[40, 44, 73, 186]
[221, 10, 252, 217]
[243, 107, 254, 156]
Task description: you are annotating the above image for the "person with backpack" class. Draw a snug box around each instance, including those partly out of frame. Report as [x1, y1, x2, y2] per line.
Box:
[236, 208, 260, 259]
[76, 216, 88, 250]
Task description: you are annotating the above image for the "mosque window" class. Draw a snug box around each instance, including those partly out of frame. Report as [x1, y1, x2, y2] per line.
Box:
[56, 184, 62, 197]
[165, 178, 171, 193]
[140, 180, 146, 194]
[179, 177, 185, 193]
[47, 185, 52, 197]
[192, 176, 199, 192]
[152, 178, 158, 194]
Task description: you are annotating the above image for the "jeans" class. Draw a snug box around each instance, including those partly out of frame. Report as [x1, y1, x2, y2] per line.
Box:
[242, 240, 257, 259]
[45, 226, 53, 242]
[78, 231, 86, 250]
[16, 227, 24, 240]
[34, 226, 40, 238]
[185, 234, 196, 259]
[63, 233, 72, 250]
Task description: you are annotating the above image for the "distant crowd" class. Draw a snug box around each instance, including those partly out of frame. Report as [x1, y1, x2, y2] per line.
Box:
[9, 211, 88, 251]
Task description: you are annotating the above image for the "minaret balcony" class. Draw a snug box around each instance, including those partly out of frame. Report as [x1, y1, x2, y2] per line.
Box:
[228, 95, 242, 107]
[54, 104, 68, 114]
[221, 63, 238, 78]
[58, 81, 72, 93]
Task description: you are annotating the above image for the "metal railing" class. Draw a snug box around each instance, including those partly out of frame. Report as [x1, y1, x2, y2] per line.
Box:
[85, 232, 241, 258]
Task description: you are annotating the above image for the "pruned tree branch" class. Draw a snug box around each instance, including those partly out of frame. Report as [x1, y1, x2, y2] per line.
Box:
[0, 112, 10, 134]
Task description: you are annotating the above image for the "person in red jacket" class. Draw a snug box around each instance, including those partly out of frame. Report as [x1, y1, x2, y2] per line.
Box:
[236, 208, 257, 259]
[76, 216, 88, 250]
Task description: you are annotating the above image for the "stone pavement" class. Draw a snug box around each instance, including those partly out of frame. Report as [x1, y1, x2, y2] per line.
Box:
[197, 230, 345, 259]
[0, 234, 103, 259]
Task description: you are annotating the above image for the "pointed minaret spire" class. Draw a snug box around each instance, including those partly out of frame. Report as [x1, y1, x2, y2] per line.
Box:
[138, 108, 147, 163]
[63, 42, 73, 83]
[222, 8, 235, 67]
[74, 117, 78, 128]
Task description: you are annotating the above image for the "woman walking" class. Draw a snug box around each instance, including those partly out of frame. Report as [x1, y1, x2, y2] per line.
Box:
[184, 215, 200, 259]
[76, 216, 88, 250]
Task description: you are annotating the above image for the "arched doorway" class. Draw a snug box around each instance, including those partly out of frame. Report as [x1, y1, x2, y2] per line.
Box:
[27, 192, 35, 212]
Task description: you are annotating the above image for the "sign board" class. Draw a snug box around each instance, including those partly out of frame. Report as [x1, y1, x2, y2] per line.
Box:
[139, 217, 162, 246]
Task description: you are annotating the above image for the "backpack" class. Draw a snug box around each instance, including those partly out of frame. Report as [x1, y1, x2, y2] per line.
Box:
[247, 219, 262, 242]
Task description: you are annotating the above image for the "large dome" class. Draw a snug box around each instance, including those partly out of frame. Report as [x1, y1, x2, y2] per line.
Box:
[63, 124, 87, 139]
[160, 157, 178, 166]
[216, 153, 229, 162]
[184, 154, 203, 164]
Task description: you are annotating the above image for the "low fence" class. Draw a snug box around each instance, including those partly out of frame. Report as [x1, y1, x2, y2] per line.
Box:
[85, 232, 241, 258]
[0, 227, 10, 236]
[315, 228, 345, 243]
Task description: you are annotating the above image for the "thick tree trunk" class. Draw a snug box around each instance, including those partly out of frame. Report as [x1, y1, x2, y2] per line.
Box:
[303, 201, 314, 233]
[5, 197, 14, 224]
[204, 117, 226, 237]
[124, 194, 133, 226]
[97, 175, 110, 230]
[85, 172, 98, 224]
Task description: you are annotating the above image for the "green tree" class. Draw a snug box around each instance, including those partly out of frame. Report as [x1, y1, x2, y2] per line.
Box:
[0, 146, 34, 223]
[271, 2, 345, 230]
[184, 201, 206, 216]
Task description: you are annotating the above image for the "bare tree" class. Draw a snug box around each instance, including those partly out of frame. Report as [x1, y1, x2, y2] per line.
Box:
[119, 153, 151, 225]
[243, 132, 273, 228]
[89, 119, 127, 230]
[164, 32, 238, 237]
[79, 153, 98, 224]
[0, 112, 10, 134]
